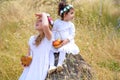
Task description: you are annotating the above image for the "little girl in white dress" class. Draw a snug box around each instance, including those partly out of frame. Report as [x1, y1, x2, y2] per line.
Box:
[19, 13, 53, 80]
[48, 1, 80, 74]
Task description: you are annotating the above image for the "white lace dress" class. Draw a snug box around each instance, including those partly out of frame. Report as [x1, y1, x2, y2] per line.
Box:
[51, 19, 80, 54]
[19, 36, 52, 80]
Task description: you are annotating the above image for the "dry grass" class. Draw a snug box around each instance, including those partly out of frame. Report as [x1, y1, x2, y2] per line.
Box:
[0, 0, 120, 80]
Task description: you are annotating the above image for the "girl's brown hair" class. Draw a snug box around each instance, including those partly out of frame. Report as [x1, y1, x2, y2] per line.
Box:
[58, 1, 73, 19]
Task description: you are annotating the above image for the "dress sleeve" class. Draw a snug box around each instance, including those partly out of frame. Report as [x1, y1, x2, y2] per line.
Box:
[67, 23, 75, 42]
[28, 36, 34, 46]
[52, 20, 58, 31]
[52, 20, 58, 41]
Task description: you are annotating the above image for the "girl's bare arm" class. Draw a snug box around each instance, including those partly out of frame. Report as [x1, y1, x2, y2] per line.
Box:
[26, 46, 30, 56]
[41, 13, 52, 40]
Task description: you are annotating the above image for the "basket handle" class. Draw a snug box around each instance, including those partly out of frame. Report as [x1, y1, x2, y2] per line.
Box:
[54, 31, 62, 40]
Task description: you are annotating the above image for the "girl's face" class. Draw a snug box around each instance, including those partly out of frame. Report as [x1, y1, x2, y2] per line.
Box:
[35, 17, 43, 31]
[64, 9, 74, 21]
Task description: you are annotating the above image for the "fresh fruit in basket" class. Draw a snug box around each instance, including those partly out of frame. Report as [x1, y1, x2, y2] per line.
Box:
[52, 39, 63, 48]
[21, 56, 32, 66]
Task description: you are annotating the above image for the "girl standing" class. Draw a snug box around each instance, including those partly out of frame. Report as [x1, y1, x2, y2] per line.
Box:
[48, 1, 80, 74]
[19, 12, 53, 80]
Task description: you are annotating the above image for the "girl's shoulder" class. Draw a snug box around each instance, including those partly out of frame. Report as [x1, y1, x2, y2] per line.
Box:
[53, 19, 75, 29]
[28, 35, 36, 45]
[54, 19, 61, 24]
[70, 22, 74, 27]
[54, 19, 72, 24]
[29, 35, 36, 40]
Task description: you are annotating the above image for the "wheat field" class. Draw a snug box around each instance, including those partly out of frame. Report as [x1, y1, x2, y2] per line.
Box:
[0, 0, 120, 80]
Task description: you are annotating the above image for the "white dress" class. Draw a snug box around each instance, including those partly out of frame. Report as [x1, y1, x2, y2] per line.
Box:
[19, 36, 52, 80]
[51, 19, 80, 54]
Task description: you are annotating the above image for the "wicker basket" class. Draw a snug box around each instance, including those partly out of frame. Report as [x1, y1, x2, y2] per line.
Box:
[21, 56, 32, 66]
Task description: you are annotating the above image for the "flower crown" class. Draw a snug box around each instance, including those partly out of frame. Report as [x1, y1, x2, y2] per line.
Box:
[60, 4, 73, 16]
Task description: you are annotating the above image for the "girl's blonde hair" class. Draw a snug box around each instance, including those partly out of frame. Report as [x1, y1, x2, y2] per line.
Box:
[34, 19, 52, 46]
[35, 32, 45, 46]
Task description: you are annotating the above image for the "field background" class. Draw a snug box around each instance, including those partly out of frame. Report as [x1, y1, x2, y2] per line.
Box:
[0, 0, 120, 80]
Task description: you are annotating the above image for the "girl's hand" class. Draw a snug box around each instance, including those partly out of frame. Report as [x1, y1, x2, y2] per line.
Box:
[54, 39, 69, 49]
[61, 39, 69, 46]
[35, 12, 48, 19]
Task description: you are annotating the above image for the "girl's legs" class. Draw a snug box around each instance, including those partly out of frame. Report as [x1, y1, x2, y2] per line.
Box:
[48, 50, 56, 74]
[57, 50, 66, 66]
[48, 50, 66, 73]
[57, 50, 66, 72]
